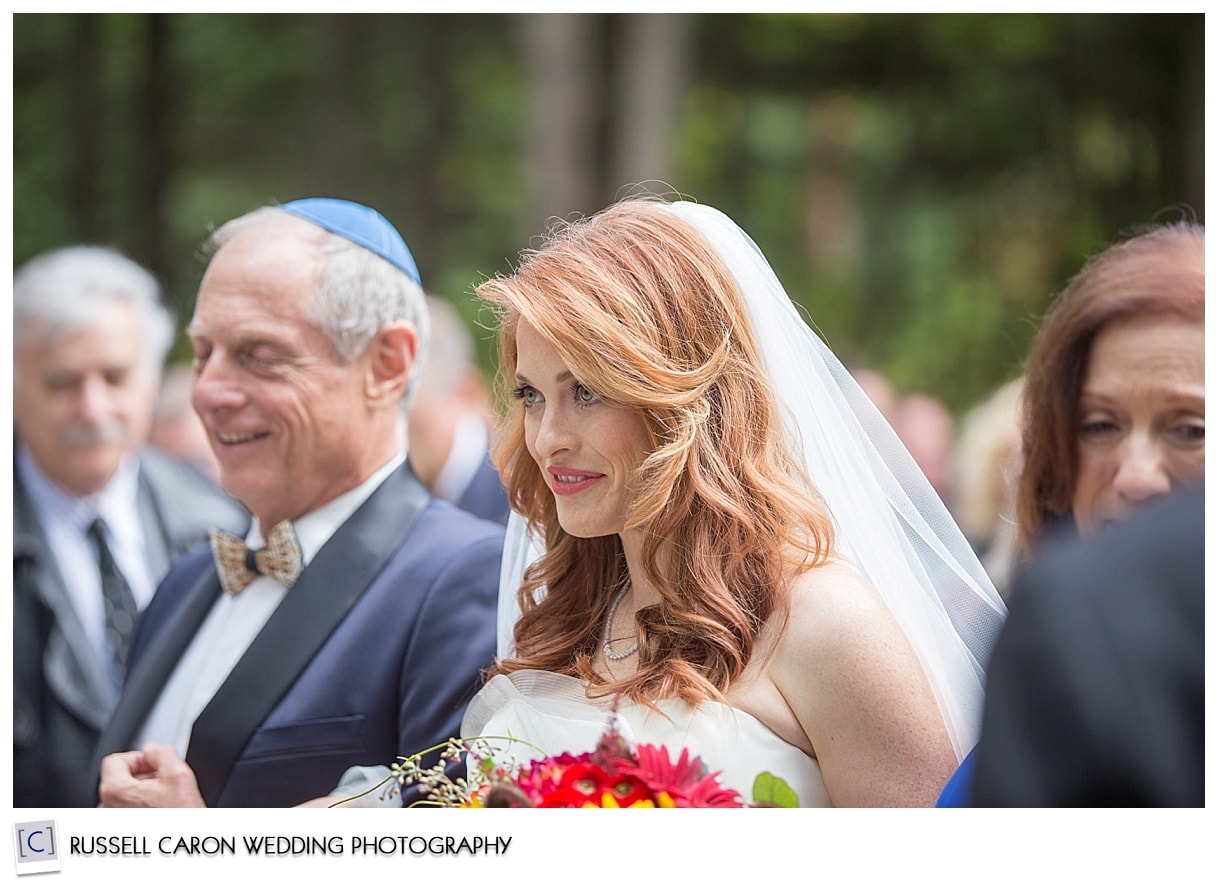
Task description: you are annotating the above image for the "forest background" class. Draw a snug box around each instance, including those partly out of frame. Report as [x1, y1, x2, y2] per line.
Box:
[11, 13, 1205, 415]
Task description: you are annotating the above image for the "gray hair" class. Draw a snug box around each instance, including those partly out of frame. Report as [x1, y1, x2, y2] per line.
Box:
[203, 206, 430, 411]
[12, 245, 175, 382]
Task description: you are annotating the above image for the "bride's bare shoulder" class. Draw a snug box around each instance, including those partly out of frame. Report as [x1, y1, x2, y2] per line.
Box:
[777, 556, 904, 663]
[787, 555, 885, 616]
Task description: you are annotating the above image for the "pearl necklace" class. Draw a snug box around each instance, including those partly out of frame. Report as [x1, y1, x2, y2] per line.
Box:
[601, 579, 639, 661]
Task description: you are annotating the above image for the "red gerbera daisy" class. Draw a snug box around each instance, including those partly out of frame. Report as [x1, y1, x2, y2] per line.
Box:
[619, 743, 744, 807]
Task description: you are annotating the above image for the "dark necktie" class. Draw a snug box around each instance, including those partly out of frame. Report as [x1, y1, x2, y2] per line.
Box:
[209, 521, 303, 596]
[87, 517, 140, 682]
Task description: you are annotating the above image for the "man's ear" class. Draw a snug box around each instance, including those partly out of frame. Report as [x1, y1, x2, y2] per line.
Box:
[365, 321, 417, 409]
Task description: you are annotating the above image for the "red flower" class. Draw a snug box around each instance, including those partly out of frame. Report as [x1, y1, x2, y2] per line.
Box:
[388, 722, 796, 807]
[618, 743, 744, 807]
[492, 719, 746, 807]
[528, 760, 655, 808]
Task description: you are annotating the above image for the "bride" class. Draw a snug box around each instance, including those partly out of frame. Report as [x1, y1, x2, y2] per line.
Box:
[461, 196, 1007, 807]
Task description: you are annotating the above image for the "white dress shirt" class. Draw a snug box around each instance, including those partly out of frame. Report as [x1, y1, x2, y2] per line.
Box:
[136, 454, 406, 756]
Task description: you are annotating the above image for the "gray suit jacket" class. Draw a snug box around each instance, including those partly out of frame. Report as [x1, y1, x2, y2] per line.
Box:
[12, 446, 248, 807]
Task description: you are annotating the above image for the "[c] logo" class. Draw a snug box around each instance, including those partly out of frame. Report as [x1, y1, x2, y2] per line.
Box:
[12, 820, 61, 876]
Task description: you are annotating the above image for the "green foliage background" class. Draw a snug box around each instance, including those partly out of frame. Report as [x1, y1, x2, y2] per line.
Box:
[11, 13, 1204, 415]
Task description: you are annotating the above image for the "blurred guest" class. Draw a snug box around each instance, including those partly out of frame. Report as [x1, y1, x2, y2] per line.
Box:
[937, 219, 1204, 806]
[150, 361, 222, 482]
[13, 245, 248, 807]
[952, 376, 1024, 596]
[407, 295, 509, 524]
[894, 392, 955, 506]
[1015, 220, 1204, 551]
[850, 366, 898, 425]
[971, 485, 1203, 806]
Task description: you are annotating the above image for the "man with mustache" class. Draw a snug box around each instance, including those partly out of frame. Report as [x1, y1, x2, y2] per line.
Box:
[13, 245, 248, 808]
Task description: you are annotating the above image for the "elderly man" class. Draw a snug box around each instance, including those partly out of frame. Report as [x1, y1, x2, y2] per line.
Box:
[14, 245, 248, 808]
[91, 198, 503, 807]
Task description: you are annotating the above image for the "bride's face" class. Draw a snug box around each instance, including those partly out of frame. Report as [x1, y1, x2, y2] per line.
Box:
[513, 320, 651, 539]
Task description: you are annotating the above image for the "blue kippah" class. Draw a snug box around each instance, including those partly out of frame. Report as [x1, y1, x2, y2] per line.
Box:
[280, 197, 420, 285]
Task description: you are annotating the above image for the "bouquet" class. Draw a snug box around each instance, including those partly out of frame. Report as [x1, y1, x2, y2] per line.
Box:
[356, 712, 799, 808]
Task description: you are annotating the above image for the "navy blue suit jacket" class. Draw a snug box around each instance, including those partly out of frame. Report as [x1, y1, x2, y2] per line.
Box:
[91, 464, 503, 807]
[455, 450, 511, 526]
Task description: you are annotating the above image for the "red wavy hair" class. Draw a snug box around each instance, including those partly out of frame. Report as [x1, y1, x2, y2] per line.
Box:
[477, 198, 836, 706]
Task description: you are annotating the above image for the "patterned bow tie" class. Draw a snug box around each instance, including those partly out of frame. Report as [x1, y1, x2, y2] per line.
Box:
[209, 521, 303, 596]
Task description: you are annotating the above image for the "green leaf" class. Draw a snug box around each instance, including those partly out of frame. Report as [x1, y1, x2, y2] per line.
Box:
[752, 771, 799, 808]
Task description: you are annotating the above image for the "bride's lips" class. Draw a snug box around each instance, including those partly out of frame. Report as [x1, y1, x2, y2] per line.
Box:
[548, 466, 604, 496]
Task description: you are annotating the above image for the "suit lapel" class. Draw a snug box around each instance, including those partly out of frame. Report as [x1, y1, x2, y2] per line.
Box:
[14, 469, 116, 728]
[92, 562, 223, 761]
[185, 464, 431, 806]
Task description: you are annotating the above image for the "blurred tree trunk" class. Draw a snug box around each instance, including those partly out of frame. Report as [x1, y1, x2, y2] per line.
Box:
[302, 14, 453, 285]
[1180, 20, 1203, 221]
[308, 15, 363, 197]
[608, 14, 691, 198]
[135, 14, 172, 291]
[415, 16, 459, 285]
[519, 13, 600, 231]
[67, 14, 102, 242]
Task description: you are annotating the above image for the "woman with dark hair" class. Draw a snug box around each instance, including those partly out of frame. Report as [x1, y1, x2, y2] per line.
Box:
[463, 197, 1006, 807]
[1016, 221, 1205, 550]
[938, 219, 1204, 807]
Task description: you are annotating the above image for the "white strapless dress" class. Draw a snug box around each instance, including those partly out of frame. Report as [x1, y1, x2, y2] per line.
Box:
[461, 670, 830, 807]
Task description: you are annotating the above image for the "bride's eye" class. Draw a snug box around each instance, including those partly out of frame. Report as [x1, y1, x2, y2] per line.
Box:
[573, 383, 600, 407]
[512, 385, 542, 408]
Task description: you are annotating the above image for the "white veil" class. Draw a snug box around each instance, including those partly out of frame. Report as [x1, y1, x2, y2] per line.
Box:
[496, 200, 1007, 761]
